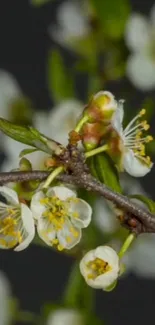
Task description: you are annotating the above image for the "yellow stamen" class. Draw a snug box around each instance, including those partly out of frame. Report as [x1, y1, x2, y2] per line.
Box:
[87, 258, 111, 280]
[139, 108, 146, 116]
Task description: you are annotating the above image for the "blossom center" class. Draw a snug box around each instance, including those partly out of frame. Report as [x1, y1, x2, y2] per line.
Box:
[123, 109, 153, 165]
[87, 257, 111, 280]
[41, 196, 67, 228]
[40, 195, 80, 251]
[0, 206, 24, 248]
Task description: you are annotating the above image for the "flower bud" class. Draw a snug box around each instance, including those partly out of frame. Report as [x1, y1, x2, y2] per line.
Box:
[19, 157, 32, 171]
[82, 122, 103, 150]
[80, 246, 120, 290]
[84, 91, 117, 123]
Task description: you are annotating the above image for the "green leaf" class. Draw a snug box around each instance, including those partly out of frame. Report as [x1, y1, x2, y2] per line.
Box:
[91, 153, 122, 193]
[19, 148, 39, 158]
[47, 49, 74, 103]
[0, 118, 63, 155]
[130, 194, 155, 213]
[90, 0, 130, 39]
[63, 261, 94, 311]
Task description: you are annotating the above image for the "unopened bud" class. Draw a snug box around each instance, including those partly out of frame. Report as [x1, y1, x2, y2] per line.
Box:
[84, 91, 117, 123]
[82, 122, 106, 151]
[19, 157, 32, 171]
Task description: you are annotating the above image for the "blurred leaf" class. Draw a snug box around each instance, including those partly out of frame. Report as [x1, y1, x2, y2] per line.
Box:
[70, 34, 98, 61]
[88, 74, 102, 96]
[19, 148, 39, 158]
[63, 261, 94, 311]
[142, 97, 154, 121]
[10, 97, 34, 126]
[130, 194, 155, 213]
[90, 0, 130, 39]
[90, 153, 122, 193]
[47, 49, 74, 103]
[30, 0, 53, 6]
[0, 118, 63, 155]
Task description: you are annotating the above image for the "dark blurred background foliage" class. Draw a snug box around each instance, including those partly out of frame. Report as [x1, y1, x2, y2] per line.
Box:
[1, 0, 155, 324]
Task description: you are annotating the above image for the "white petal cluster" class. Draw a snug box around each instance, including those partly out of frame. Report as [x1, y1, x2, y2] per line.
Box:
[125, 6, 155, 90]
[48, 0, 90, 48]
[80, 246, 119, 290]
[0, 185, 92, 252]
[111, 102, 153, 177]
[0, 186, 35, 251]
[94, 198, 119, 234]
[47, 309, 83, 325]
[126, 233, 155, 278]
[31, 186, 92, 250]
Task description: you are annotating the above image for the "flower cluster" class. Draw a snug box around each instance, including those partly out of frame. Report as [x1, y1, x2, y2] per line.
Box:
[81, 90, 153, 177]
[0, 186, 92, 252]
[0, 88, 154, 293]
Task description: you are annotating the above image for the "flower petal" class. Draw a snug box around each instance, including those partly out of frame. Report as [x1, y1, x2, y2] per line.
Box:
[120, 174, 147, 196]
[68, 198, 92, 228]
[94, 198, 119, 233]
[125, 14, 151, 52]
[128, 234, 155, 278]
[37, 217, 56, 246]
[0, 186, 19, 205]
[49, 0, 90, 44]
[123, 149, 152, 177]
[95, 246, 119, 269]
[111, 100, 124, 135]
[94, 90, 117, 111]
[47, 309, 83, 325]
[48, 186, 76, 201]
[57, 219, 81, 249]
[15, 203, 35, 251]
[126, 53, 155, 90]
[92, 268, 118, 289]
[1, 138, 29, 172]
[0, 70, 21, 119]
[48, 100, 83, 146]
[31, 191, 46, 220]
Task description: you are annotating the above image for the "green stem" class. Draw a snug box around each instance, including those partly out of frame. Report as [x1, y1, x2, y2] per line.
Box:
[75, 115, 89, 133]
[85, 144, 108, 158]
[42, 166, 64, 189]
[118, 233, 136, 259]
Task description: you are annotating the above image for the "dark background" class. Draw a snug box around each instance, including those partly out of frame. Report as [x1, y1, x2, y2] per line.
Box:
[1, 1, 155, 324]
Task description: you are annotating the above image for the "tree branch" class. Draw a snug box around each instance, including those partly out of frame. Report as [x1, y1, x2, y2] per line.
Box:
[0, 171, 155, 233]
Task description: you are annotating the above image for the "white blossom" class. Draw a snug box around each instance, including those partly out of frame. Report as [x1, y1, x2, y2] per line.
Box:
[80, 246, 119, 290]
[94, 198, 119, 234]
[1, 99, 83, 172]
[0, 271, 11, 325]
[126, 233, 155, 278]
[48, 0, 90, 48]
[110, 102, 153, 177]
[0, 186, 35, 251]
[47, 99, 83, 146]
[0, 70, 21, 120]
[125, 6, 155, 90]
[31, 186, 92, 250]
[47, 309, 83, 325]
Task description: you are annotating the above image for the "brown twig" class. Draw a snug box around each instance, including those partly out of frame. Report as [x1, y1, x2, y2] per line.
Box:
[0, 170, 155, 233]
